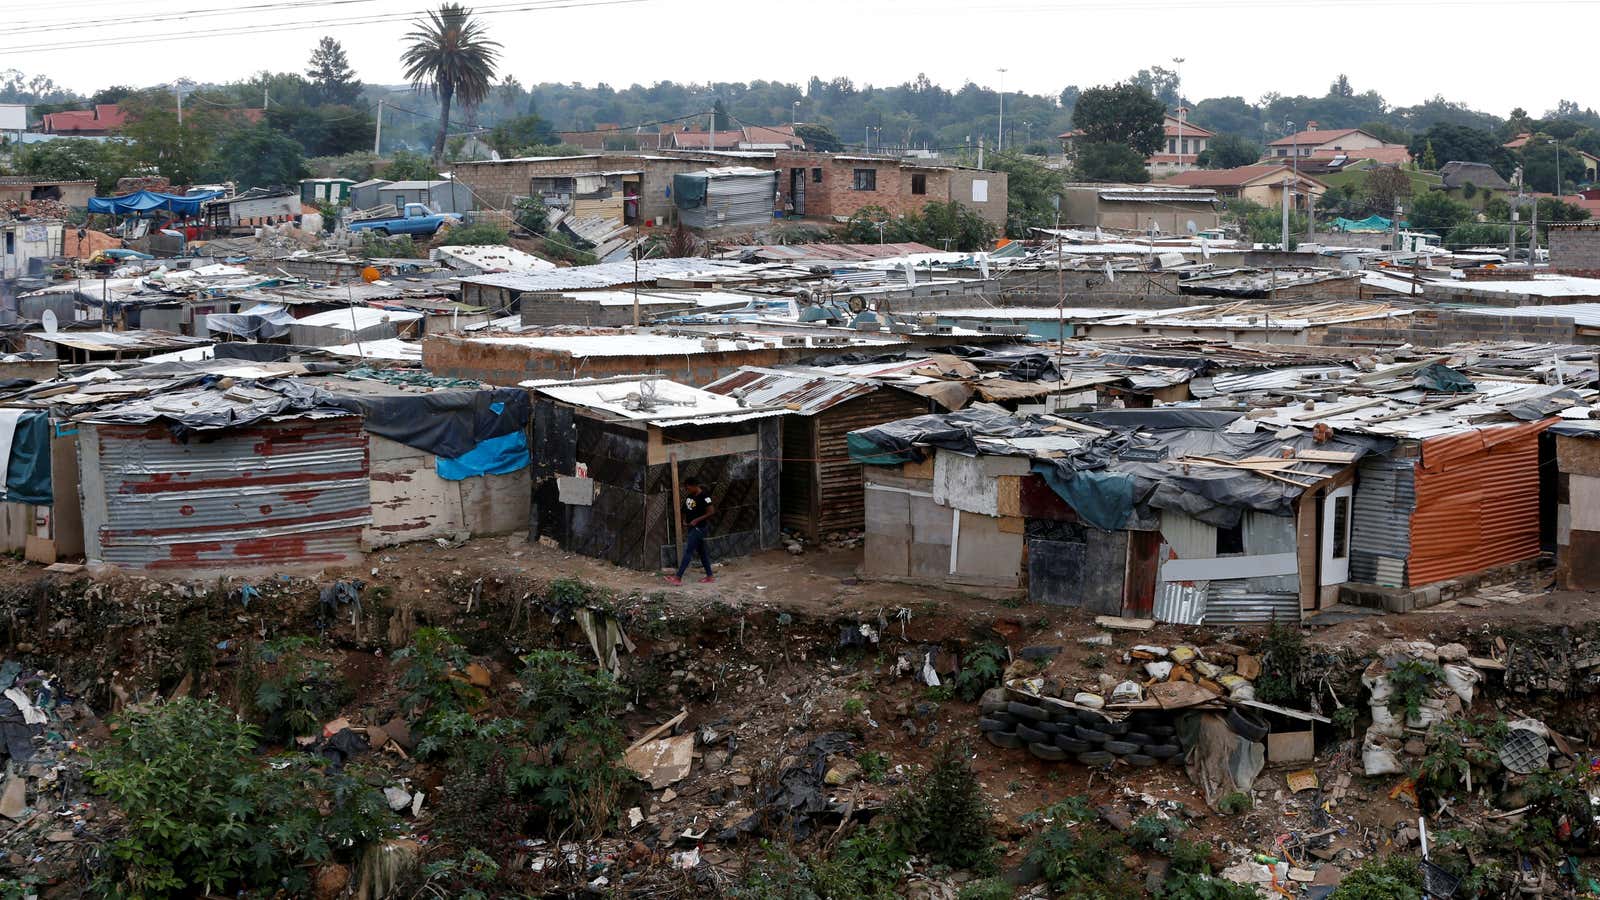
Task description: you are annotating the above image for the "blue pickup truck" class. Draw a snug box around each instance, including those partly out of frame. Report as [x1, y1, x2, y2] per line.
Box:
[348, 203, 463, 237]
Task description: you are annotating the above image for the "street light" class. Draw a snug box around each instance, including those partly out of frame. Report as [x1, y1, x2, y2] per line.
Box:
[997, 67, 1008, 153]
[1171, 57, 1185, 170]
[792, 100, 801, 126]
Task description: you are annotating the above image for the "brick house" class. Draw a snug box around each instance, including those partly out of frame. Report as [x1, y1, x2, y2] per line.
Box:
[452, 153, 723, 226]
[771, 151, 1008, 230]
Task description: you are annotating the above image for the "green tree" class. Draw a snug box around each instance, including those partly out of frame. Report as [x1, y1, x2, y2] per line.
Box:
[712, 98, 731, 132]
[401, 3, 502, 162]
[1420, 139, 1438, 170]
[1072, 82, 1164, 156]
[1521, 140, 1587, 193]
[1073, 141, 1150, 183]
[1363, 166, 1414, 213]
[12, 138, 125, 194]
[118, 90, 218, 186]
[209, 125, 308, 189]
[383, 149, 441, 181]
[917, 200, 997, 251]
[306, 37, 363, 106]
[844, 204, 920, 244]
[794, 122, 843, 152]
[1410, 123, 1506, 170]
[985, 152, 1066, 236]
[1406, 190, 1469, 233]
[487, 114, 555, 155]
[1198, 133, 1262, 168]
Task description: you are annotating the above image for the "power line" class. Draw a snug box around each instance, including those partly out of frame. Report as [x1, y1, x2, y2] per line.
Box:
[0, 0, 648, 55]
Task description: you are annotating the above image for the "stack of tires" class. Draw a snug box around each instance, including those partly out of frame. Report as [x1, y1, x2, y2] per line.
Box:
[978, 693, 1185, 767]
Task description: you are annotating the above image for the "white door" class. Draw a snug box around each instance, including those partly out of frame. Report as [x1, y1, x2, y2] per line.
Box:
[1320, 485, 1353, 586]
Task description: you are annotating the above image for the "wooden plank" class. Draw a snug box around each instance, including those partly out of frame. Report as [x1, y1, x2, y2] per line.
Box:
[997, 515, 1025, 534]
[669, 453, 684, 554]
[1095, 614, 1155, 631]
[1296, 449, 1359, 464]
[996, 476, 1023, 517]
[647, 432, 759, 465]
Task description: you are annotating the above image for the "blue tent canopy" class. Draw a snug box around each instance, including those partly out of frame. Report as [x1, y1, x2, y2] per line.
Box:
[87, 189, 223, 216]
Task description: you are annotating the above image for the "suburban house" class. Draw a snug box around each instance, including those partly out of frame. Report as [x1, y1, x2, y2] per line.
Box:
[1058, 111, 1214, 176]
[668, 125, 806, 151]
[39, 104, 128, 136]
[771, 150, 1009, 229]
[1164, 164, 1327, 211]
[1057, 183, 1222, 233]
[1437, 161, 1511, 194]
[1266, 123, 1405, 161]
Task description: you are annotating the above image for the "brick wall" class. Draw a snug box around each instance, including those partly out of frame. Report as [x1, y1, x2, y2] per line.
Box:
[1315, 308, 1587, 346]
[1550, 225, 1600, 273]
[772, 151, 1008, 227]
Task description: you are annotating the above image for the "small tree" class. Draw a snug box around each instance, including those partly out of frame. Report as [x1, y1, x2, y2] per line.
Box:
[1073, 141, 1151, 183]
[1407, 190, 1470, 233]
[917, 200, 997, 251]
[1199, 133, 1263, 169]
[306, 37, 363, 106]
[488, 114, 555, 155]
[1072, 82, 1165, 156]
[209, 125, 308, 189]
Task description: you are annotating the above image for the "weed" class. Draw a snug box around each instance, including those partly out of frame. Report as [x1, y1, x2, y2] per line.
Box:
[546, 577, 596, 608]
[1414, 716, 1504, 797]
[409, 848, 501, 900]
[435, 222, 509, 246]
[925, 684, 955, 702]
[249, 636, 350, 741]
[1020, 794, 1096, 825]
[1084, 652, 1107, 669]
[1217, 791, 1252, 816]
[956, 877, 1014, 900]
[1160, 870, 1259, 899]
[1331, 705, 1360, 735]
[811, 827, 908, 899]
[1255, 623, 1310, 704]
[510, 649, 631, 835]
[952, 642, 1009, 703]
[730, 842, 817, 900]
[1327, 855, 1422, 900]
[858, 750, 889, 784]
[998, 595, 1024, 609]
[87, 698, 392, 897]
[1386, 659, 1444, 720]
[843, 697, 866, 717]
[1026, 822, 1142, 898]
[883, 741, 995, 871]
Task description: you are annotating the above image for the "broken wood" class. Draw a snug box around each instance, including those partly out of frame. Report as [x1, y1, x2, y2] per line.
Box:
[625, 709, 689, 754]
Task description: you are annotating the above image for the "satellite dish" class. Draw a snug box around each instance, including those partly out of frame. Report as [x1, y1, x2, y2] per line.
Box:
[847, 297, 868, 314]
[41, 310, 58, 334]
[795, 288, 814, 306]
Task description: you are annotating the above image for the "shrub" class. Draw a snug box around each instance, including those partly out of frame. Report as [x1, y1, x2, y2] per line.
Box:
[358, 231, 422, 259]
[511, 649, 631, 834]
[87, 698, 391, 897]
[249, 636, 350, 741]
[394, 627, 482, 757]
[811, 827, 907, 899]
[513, 195, 549, 235]
[436, 222, 510, 246]
[884, 741, 994, 870]
[1327, 856, 1422, 900]
[952, 642, 1008, 702]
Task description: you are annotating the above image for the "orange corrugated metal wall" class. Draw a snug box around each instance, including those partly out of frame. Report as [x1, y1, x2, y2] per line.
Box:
[1408, 420, 1552, 586]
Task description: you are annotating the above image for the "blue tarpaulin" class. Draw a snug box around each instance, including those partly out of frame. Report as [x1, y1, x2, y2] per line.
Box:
[1030, 460, 1134, 532]
[436, 429, 530, 481]
[87, 190, 222, 216]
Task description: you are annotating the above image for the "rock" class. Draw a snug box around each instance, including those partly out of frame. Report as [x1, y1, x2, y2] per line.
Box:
[314, 863, 351, 900]
[1403, 739, 1426, 757]
[730, 774, 752, 787]
[1436, 643, 1469, 662]
[704, 750, 729, 771]
[825, 759, 862, 786]
[1234, 654, 1262, 680]
[45, 830, 74, 842]
[660, 788, 677, 803]
[464, 663, 492, 688]
[384, 787, 413, 811]
[0, 776, 26, 820]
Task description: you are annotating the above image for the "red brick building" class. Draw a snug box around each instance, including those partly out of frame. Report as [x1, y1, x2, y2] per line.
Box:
[772, 151, 1008, 230]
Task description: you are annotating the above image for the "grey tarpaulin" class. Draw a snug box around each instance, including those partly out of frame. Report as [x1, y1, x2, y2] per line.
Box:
[75, 378, 351, 440]
[672, 173, 708, 209]
[848, 408, 1047, 463]
[327, 387, 530, 460]
[1505, 389, 1582, 421]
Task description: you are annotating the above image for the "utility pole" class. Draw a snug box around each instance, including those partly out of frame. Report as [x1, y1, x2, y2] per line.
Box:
[978, 135, 985, 169]
[1281, 175, 1292, 249]
[1530, 194, 1540, 263]
[1172, 57, 1185, 170]
[373, 99, 384, 155]
[996, 68, 1007, 153]
[263, 87, 270, 109]
[1392, 202, 1403, 252]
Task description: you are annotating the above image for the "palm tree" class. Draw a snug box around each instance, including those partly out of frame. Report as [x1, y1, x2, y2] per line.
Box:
[400, 4, 501, 163]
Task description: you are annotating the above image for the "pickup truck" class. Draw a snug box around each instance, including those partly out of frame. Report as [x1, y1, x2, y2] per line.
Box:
[348, 203, 463, 237]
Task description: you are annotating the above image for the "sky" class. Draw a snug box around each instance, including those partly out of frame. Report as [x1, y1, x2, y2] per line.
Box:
[3, 0, 1592, 117]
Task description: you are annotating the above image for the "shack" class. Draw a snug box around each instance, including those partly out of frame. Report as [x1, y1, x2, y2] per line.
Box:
[204, 189, 301, 232]
[287, 307, 424, 347]
[674, 167, 778, 230]
[702, 365, 932, 538]
[1552, 421, 1600, 590]
[850, 408, 1378, 622]
[529, 376, 783, 571]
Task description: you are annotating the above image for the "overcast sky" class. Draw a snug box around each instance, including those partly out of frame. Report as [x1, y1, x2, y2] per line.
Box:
[3, 0, 1584, 117]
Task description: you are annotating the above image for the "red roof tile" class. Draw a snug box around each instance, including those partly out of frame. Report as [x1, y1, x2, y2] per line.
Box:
[1164, 164, 1328, 189]
[1267, 127, 1364, 147]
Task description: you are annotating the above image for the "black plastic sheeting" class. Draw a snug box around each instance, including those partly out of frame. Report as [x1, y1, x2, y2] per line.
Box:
[328, 387, 529, 460]
[847, 407, 1047, 463]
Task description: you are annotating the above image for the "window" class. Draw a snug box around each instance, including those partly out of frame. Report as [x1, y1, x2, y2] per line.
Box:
[3, 232, 11, 256]
[1332, 495, 1350, 559]
[852, 168, 877, 191]
[911, 173, 927, 195]
[1167, 139, 1176, 154]
[812, 167, 822, 183]
[972, 179, 988, 203]
[1216, 521, 1245, 555]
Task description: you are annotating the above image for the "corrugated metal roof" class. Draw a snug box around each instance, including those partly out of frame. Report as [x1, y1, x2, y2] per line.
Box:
[1408, 419, 1548, 585]
[532, 376, 791, 425]
[458, 258, 766, 292]
[27, 330, 212, 352]
[703, 366, 880, 415]
[1453, 301, 1600, 325]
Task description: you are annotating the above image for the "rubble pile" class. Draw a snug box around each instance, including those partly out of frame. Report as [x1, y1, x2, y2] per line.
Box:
[0, 199, 72, 221]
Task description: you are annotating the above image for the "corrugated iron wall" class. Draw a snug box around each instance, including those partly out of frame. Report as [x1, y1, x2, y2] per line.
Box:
[80, 418, 370, 572]
[1409, 420, 1551, 586]
[1350, 456, 1414, 587]
[811, 392, 932, 538]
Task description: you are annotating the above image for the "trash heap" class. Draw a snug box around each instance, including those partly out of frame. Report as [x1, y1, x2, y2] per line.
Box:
[978, 688, 1186, 767]
[1359, 640, 1487, 776]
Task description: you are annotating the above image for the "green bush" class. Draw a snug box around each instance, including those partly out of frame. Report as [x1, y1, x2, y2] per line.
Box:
[513, 195, 550, 235]
[811, 827, 907, 899]
[87, 698, 392, 897]
[358, 231, 422, 259]
[1327, 856, 1422, 900]
[511, 649, 631, 834]
[394, 627, 482, 757]
[436, 222, 510, 246]
[952, 642, 1008, 702]
[249, 636, 350, 741]
[884, 741, 994, 871]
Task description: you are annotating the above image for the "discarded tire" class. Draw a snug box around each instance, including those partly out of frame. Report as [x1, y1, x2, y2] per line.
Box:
[1016, 723, 1050, 745]
[1078, 709, 1110, 726]
[1144, 725, 1177, 738]
[1225, 708, 1270, 742]
[1123, 732, 1152, 745]
[1166, 753, 1186, 766]
[988, 711, 1018, 726]
[1032, 720, 1063, 736]
[1124, 753, 1157, 767]
[1077, 750, 1114, 766]
[1008, 701, 1050, 722]
[978, 690, 1009, 715]
[985, 730, 1024, 750]
[1103, 740, 1140, 756]
[1074, 725, 1110, 743]
[1055, 736, 1091, 753]
[1145, 743, 1182, 759]
[1029, 742, 1069, 762]
[1100, 721, 1129, 736]
[977, 717, 1011, 733]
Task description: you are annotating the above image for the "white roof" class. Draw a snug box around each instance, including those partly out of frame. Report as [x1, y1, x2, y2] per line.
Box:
[929, 306, 1201, 321]
[462, 330, 893, 358]
[296, 307, 425, 330]
[1429, 275, 1600, 297]
[1452, 303, 1600, 327]
[320, 338, 423, 361]
[381, 180, 453, 191]
[529, 377, 788, 425]
[434, 244, 557, 274]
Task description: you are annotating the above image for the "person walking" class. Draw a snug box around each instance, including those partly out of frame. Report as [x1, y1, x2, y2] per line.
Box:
[666, 479, 715, 585]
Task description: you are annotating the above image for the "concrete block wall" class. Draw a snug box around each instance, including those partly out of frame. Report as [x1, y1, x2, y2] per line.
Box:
[1317, 309, 1587, 346]
[519, 298, 695, 327]
[1551, 226, 1600, 273]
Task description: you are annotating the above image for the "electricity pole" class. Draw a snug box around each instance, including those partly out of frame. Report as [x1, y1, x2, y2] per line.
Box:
[373, 99, 384, 155]
[996, 68, 1007, 153]
[1172, 57, 1185, 170]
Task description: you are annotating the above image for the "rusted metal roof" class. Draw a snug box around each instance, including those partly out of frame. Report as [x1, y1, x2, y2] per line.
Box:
[81, 417, 371, 572]
[702, 366, 882, 416]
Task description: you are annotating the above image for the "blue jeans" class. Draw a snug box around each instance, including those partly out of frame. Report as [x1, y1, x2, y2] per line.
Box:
[676, 525, 713, 579]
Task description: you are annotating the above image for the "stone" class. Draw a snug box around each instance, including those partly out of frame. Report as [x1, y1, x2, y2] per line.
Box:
[1234, 654, 1262, 680]
[45, 830, 73, 843]
[464, 663, 492, 688]
[730, 774, 752, 787]
[384, 787, 413, 811]
[315, 863, 351, 900]
[660, 788, 677, 803]
[825, 759, 862, 786]
[0, 776, 26, 821]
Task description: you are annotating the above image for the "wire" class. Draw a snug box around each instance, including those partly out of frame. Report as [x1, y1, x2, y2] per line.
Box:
[0, 0, 649, 55]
